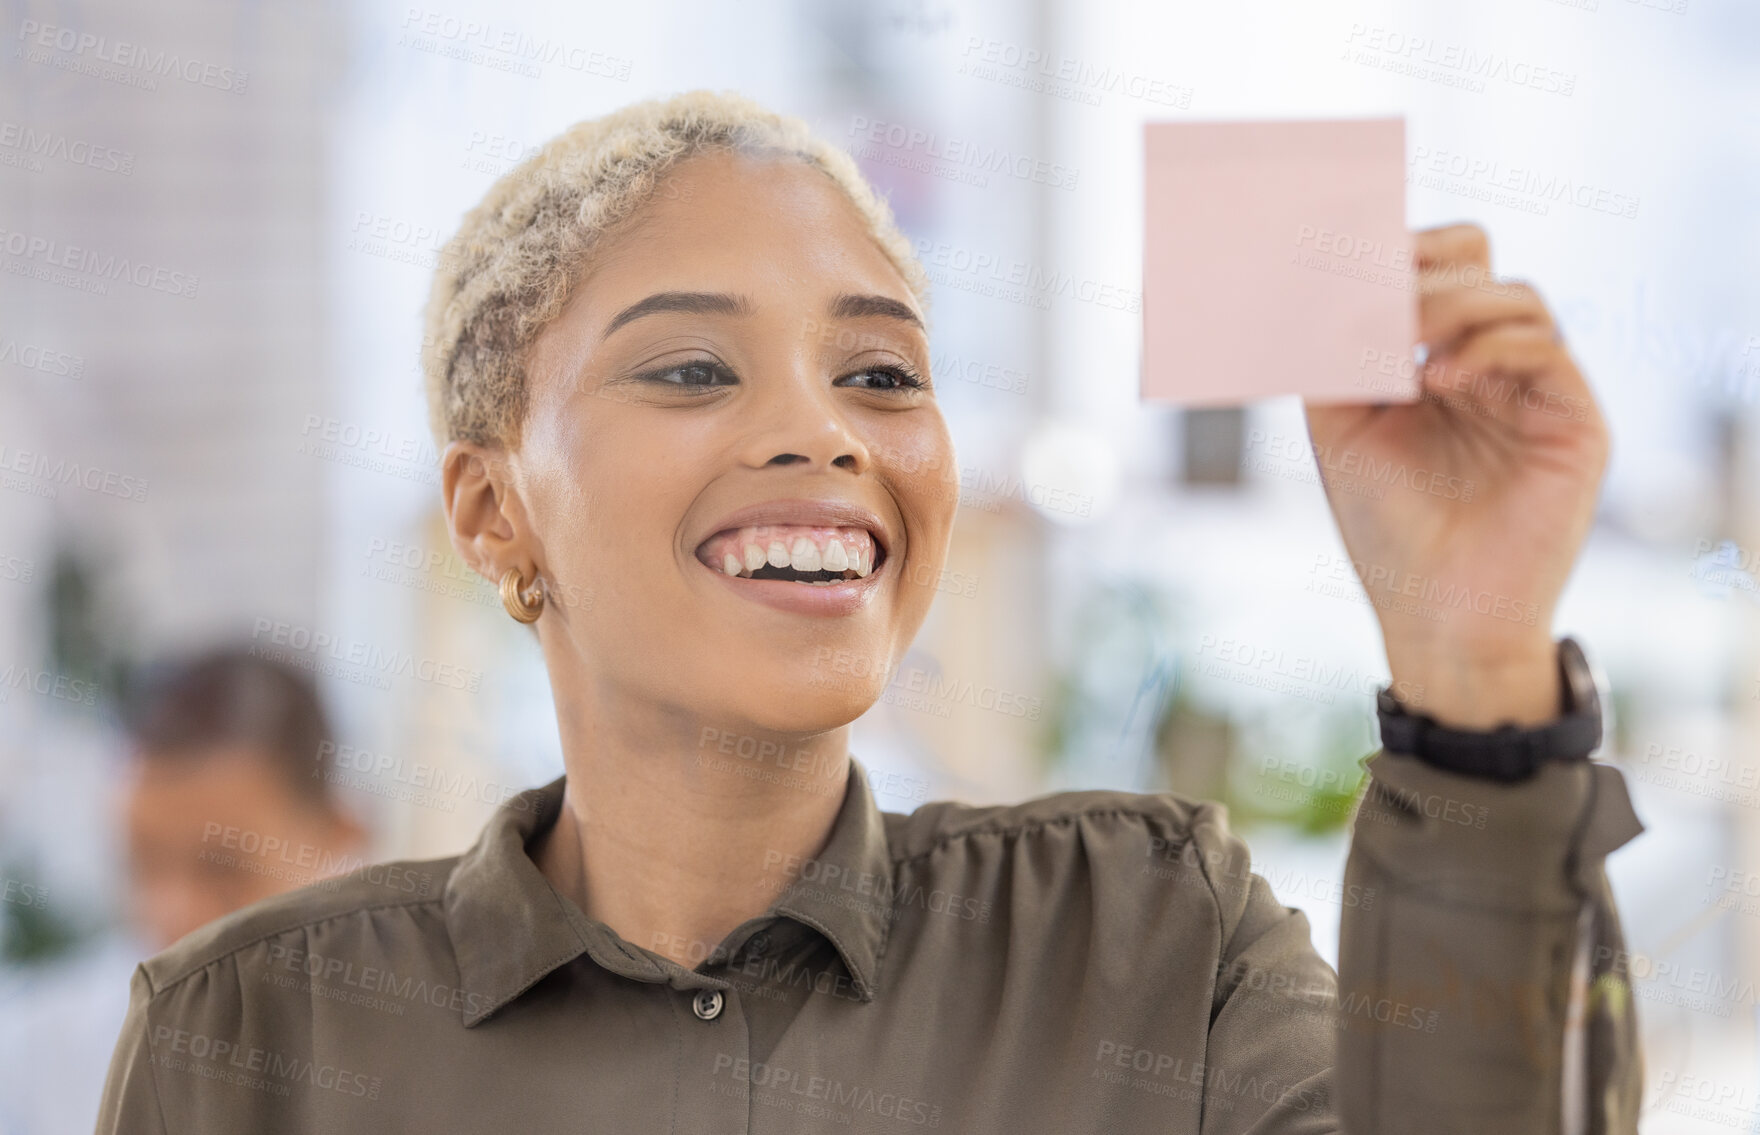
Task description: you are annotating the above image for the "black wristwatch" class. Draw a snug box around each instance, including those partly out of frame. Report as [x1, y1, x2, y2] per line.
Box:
[1375, 637, 1604, 782]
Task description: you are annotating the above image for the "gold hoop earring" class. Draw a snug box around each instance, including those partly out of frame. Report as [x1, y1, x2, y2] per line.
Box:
[499, 567, 544, 624]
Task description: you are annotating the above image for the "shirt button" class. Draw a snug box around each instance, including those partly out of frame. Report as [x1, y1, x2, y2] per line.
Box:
[747, 933, 771, 958]
[692, 989, 724, 1021]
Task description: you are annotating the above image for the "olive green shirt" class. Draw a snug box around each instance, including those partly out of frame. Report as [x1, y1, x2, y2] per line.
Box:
[96, 749, 1643, 1133]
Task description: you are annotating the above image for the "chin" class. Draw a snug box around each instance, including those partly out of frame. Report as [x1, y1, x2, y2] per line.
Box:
[722, 673, 884, 737]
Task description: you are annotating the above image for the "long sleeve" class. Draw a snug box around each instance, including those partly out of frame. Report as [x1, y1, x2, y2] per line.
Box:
[94, 963, 169, 1135]
[1335, 748, 1645, 1134]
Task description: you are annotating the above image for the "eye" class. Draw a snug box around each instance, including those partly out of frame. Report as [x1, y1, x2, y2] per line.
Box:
[637, 360, 737, 388]
[838, 363, 929, 392]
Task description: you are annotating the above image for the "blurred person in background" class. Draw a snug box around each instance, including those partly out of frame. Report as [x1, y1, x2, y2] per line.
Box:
[121, 648, 367, 951]
[0, 649, 364, 1135]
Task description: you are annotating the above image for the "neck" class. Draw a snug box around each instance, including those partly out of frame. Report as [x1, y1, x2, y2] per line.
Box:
[531, 675, 851, 970]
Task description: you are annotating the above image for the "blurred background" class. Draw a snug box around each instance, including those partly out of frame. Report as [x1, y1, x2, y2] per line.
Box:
[2, 0, 1757, 1130]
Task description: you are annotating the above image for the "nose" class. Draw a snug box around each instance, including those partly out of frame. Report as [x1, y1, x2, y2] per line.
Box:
[735, 361, 872, 474]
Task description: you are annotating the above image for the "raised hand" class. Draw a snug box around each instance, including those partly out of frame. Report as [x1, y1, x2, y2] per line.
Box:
[1303, 223, 1610, 728]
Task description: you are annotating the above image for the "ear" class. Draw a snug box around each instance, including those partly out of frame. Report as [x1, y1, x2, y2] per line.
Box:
[441, 440, 533, 583]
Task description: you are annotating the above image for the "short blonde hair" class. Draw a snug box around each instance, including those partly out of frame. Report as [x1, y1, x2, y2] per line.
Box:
[420, 89, 930, 449]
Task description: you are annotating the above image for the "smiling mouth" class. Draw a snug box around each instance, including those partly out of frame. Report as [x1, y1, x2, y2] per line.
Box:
[694, 524, 888, 585]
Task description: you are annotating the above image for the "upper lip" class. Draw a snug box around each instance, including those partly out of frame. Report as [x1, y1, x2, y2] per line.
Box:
[695, 498, 892, 559]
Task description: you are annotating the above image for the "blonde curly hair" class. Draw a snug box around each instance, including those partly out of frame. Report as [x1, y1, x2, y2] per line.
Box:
[420, 89, 930, 449]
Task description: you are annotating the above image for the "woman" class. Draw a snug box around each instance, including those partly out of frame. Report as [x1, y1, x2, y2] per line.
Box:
[98, 90, 1643, 1134]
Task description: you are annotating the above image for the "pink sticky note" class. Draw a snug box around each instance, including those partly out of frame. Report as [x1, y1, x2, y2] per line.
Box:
[1142, 118, 1419, 406]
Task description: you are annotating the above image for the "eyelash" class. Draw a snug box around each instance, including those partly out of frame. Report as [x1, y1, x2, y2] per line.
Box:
[635, 360, 929, 393]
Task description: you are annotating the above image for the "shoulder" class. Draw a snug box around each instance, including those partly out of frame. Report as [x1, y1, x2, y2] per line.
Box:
[137, 854, 459, 995]
[883, 786, 1256, 909]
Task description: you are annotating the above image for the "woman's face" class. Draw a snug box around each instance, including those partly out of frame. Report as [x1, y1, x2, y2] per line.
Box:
[488, 149, 957, 734]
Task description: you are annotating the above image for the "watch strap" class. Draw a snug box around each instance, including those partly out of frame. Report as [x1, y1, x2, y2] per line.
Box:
[1375, 695, 1601, 782]
[1375, 639, 1604, 782]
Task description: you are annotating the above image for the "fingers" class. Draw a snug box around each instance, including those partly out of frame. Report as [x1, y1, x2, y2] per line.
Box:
[1413, 223, 1490, 272]
[1412, 222, 1546, 352]
[1419, 276, 1557, 357]
[1420, 321, 1599, 431]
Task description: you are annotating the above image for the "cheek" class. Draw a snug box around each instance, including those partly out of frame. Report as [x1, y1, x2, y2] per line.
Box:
[884, 426, 959, 537]
[526, 451, 700, 603]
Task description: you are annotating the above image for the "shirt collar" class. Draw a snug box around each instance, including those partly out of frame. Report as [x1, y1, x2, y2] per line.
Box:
[443, 755, 895, 1026]
[768, 754, 895, 1002]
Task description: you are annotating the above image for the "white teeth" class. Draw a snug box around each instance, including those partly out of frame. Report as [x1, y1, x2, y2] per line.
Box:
[705, 527, 878, 582]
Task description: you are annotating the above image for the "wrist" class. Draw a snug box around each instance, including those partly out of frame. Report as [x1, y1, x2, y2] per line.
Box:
[1383, 634, 1562, 730]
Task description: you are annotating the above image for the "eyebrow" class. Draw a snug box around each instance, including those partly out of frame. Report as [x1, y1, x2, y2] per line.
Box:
[601, 291, 923, 340]
[828, 293, 923, 329]
[603, 292, 752, 339]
